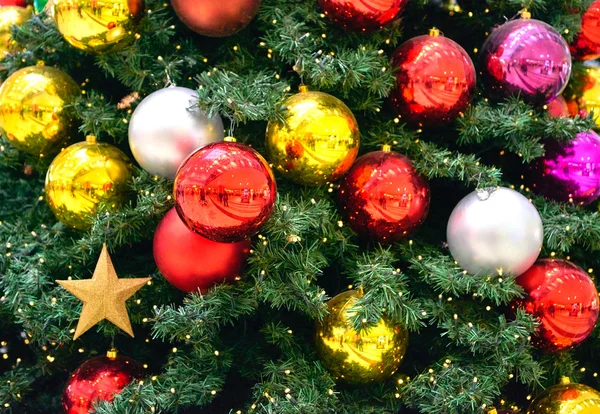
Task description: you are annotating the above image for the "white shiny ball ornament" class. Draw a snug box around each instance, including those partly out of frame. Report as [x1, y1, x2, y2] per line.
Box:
[128, 87, 224, 179]
[446, 187, 543, 277]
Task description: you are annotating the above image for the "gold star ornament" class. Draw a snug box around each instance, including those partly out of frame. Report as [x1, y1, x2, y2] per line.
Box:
[57, 244, 150, 340]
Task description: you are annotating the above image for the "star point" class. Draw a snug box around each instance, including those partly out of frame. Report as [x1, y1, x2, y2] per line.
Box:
[57, 244, 150, 340]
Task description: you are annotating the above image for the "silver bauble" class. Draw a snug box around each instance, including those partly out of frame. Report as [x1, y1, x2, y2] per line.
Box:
[446, 187, 543, 277]
[128, 87, 224, 179]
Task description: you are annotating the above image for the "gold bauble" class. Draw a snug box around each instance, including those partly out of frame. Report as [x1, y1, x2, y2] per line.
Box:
[52, 0, 144, 54]
[315, 290, 408, 384]
[0, 6, 32, 59]
[0, 65, 80, 156]
[45, 135, 134, 230]
[265, 86, 360, 186]
[527, 377, 600, 414]
[582, 65, 600, 127]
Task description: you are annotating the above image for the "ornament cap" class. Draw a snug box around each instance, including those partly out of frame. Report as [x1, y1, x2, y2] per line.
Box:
[106, 348, 118, 359]
[298, 85, 310, 93]
[223, 136, 237, 143]
[521, 9, 531, 19]
[560, 376, 571, 385]
[429, 27, 440, 37]
[382, 144, 392, 152]
[85, 135, 97, 144]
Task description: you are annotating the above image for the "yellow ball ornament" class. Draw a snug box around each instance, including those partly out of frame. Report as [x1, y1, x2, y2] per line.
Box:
[45, 135, 135, 230]
[0, 6, 32, 60]
[527, 377, 600, 414]
[0, 65, 80, 156]
[266, 86, 360, 186]
[582, 65, 600, 127]
[52, 0, 144, 54]
[315, 290, 408, 384]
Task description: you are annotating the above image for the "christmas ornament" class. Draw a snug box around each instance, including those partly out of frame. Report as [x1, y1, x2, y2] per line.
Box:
[57, 244, 150, 339]
[128, 87, 224, 179]
[389, 28, 476, 127]
[546, 96, 569, 118]
[315, 290, 408, 384]
[526, 130, 600, 205]
[45, 135, 134, 230]
[53, 0, 144, 54]
[515, 259, 599, 352]
[0, 6, 32, 59]
[571, 1, 600, 61]
[446, 187, 543, 277]
[174, 138, 276, 243]
[581, 64, 600, 126]
[34, 0, 50, 13]
[480, 12, 572, 105]
[317, 0, 407, 33]
[0, 0, 28, 6]
[153, 208, 251, 292]
[337, 146, 430, 243]
[170, 0, 260, 37]
[486, 409, 518, 414]
[62, 349, 143, 414]
[0, 65, 79, 156]
[265, 86, 359, 186]
[527, 377, 600, 413]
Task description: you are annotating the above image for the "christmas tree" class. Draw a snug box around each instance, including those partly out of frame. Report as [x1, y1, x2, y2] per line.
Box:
[1, 0, 600, 412]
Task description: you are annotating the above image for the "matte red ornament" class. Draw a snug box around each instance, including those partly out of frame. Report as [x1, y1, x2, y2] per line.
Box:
[154, 208, 251, 292]
[571, 0, 600, 61]
[389, 30, 476, 127]
[515, 259, 599, 352]
[174, 140, 277, 243]
[170, 0, 261, 37]
[337, 148, 430, 243]
[317, 0, 407, 33]
[62, 353, 142, 414]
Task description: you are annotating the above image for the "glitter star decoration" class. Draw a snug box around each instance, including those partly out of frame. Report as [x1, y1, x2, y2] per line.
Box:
[57, 244, 150, 340]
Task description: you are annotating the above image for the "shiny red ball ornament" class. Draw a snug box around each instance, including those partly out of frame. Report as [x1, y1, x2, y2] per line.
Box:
[337, 147, 430, 243]
[317, 0, 407, 33]
[389, 29, 476, 127]
[0, 0, 27, 6]
[170, 0, 261, 37]
[515, 259, 599, 352]
[547, 95, 570, 118]
[571, 0, 600, 61]
[174, 139, 277, 243]
[62, 352, 143, 414]
[154, 208, 251, 292]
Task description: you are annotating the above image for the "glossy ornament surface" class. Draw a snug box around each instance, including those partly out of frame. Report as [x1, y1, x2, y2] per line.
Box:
[337, 148, 430, 243]
[527, 130, 600, 205]
[547, 95, 569, 118]
[0, 65, 80, 156]
[317, 0, 407, 33]
[153, 208, 250, 292]
[265, 88, 359, 186]
[315, 290, 408, 384]
[571, 1, 600, 61]
[446, 187, 543, 277]
[128, 87, 224, 179]
[480, 17, 572, 105]
[0, 0, 28, 6]
[389, 30, 476, 127]
[581, 64, 600, 127]
[0, 6, 32, 60]
[516, 259, 599, 352]
[174, 140, 276, 243]
[45, 136, 134, 230]
[53, 0, 144, 54]
[527, 377, 600, 413]
[171, 0, 260, 37]
[62, 353, 143, 414]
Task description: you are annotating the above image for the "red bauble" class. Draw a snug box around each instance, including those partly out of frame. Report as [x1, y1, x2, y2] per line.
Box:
[571, 0, 600, 60]
[62, 354, 143, 414]
[389, 31, 476, 127]
[0, 0, 28, 6]
[515, 259, 599, 352]
[154, 208, 250, 292]
[170, 0, 261, 37]
[317, 0, 407, 33]
[547, 95, 570, 118]
[174, 140, 277, 243]
[337, 149, 430, 243]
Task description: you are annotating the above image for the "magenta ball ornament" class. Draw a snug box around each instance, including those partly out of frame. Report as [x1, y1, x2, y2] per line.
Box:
[480, 17, 572, 105]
